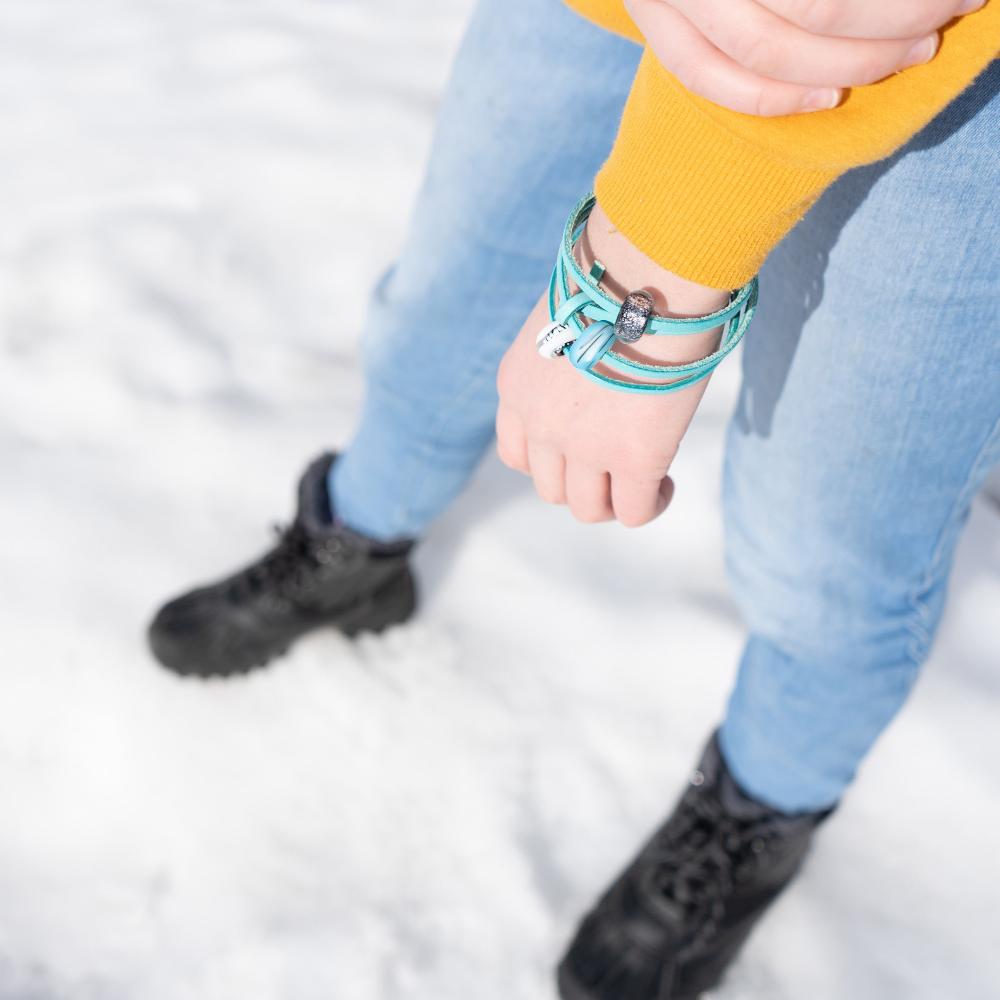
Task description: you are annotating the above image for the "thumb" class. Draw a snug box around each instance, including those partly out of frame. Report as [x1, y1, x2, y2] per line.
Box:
[654, 476, 675, 519]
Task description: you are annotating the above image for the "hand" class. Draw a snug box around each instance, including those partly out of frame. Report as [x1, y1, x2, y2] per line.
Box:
[494, 204, 728, 528]
[624, 0, 985, 116]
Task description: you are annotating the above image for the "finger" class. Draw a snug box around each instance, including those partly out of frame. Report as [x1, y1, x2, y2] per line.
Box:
[527, 443, 567, 505]
[667, 0, 938, 87]
[565, 464, 615, 524]
[627, 1, 839, 116]
[757, 0, 979, 40]
[495, 404, 529, 474]
[611, 474, 675, 528]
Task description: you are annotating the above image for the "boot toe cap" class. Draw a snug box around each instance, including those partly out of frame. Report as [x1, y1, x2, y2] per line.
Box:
[147, 589, 240, 676]
[558, 883, 678, 1000]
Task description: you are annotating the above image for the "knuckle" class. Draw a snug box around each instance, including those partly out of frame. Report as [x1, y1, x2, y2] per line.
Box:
[624, 0, 659, 26]
[850, 54, 893, 86]
[791, 0, 940, 38]
[616, 447, 665, 477]
[752, 84, 796, 117]
[616, 464, 657, 487]
[896, 6, 944, 38]
[729, 32, 779, 75]
[619, 449, 675, 481]
[791, 0, 839, 34]
[840, 37, 922, 85]
[670, 57, 708, 98]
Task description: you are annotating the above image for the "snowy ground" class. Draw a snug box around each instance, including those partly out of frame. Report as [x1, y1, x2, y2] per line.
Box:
[2, 2, 999, 999]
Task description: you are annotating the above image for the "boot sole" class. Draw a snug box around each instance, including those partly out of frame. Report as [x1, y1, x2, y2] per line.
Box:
[557, 957, 704, 1000]
[557, 913, 755, 1000]
[556, 963, 596, 1000]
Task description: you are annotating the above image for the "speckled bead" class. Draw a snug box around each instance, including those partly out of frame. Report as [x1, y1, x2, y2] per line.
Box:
[614, 290, 654, 344]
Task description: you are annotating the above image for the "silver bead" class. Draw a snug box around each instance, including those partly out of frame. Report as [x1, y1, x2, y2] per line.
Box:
[536, 320, 576, 359]
[614, 290, 654, 343]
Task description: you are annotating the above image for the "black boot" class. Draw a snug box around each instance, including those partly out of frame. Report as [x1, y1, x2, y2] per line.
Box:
[148, 453, 416, 677]
[558, 735, 831, 1000]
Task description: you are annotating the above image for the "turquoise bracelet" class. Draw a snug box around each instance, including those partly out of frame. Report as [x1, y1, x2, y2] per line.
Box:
[537, 194, 758, 395]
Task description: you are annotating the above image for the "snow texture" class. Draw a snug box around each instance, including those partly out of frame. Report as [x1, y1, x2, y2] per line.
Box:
[1, 2, 998, 999]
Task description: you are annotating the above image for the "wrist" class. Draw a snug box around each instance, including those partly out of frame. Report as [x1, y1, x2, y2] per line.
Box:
[581, 202, 727, 366]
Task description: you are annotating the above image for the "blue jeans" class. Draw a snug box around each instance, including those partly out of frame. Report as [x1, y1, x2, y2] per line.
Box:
[331, 0, 1000, 812]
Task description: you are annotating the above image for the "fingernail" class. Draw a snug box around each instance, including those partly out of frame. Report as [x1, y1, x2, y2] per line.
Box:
[902, 34, 939, 69]
[958, 0, 985, 14]
[801, 88, 840, 112]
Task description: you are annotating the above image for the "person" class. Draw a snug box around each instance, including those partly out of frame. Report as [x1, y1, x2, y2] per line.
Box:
[147, 1, 1000, 997]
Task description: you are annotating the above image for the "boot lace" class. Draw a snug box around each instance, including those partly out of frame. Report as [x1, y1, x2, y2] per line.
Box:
[643, 782, 784, 945]
[229, 522, 349, 604]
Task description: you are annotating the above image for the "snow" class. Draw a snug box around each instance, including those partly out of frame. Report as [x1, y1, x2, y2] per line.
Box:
[1, 1, 998, 998]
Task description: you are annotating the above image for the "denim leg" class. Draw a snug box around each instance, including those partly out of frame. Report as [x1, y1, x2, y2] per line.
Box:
[720, 64, 1000, 813]
[330, 0, 639, 542]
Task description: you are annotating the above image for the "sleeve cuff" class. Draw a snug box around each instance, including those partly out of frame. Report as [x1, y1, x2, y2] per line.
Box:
[595, 50, 841, 289]
[594, 8, 999, 290]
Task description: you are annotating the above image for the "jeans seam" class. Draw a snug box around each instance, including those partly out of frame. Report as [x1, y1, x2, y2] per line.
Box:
[385, 351, 500, 535]
[904, 409, 1000, 667]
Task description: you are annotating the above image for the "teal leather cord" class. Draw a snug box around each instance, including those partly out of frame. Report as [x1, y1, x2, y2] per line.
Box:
[546, 194, 758, 394]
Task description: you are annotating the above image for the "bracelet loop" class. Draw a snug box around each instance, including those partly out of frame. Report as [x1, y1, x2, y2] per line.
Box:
[537, 193, 759, 395]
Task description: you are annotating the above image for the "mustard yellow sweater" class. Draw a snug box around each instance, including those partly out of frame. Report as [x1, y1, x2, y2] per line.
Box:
[566, 1, 999, 288]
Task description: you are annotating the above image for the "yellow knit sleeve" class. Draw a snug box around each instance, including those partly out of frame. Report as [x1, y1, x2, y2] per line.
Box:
[565, 1, 999, 289]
